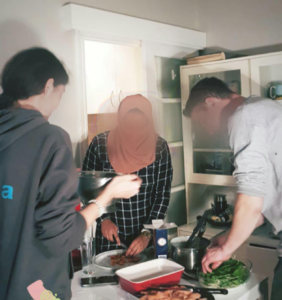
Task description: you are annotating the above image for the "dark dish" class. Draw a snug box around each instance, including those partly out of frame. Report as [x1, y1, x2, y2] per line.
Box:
[135, 285, 217, 300]
[77, 171, 120, 206]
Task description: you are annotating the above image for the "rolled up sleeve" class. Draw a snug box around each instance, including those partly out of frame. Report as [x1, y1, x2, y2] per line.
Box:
[231, 125, 268, 198]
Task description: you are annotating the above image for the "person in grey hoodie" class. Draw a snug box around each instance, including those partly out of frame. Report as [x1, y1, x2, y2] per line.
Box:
[0, 48, 141, 300]
[183, 77, 282, 300]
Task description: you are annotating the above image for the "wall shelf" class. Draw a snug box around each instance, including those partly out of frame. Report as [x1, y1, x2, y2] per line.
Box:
[156, 98, 181, 103]
[171, 185, 185, 194]
[193, 148, 233, 153]
[168, 141, 183, 148]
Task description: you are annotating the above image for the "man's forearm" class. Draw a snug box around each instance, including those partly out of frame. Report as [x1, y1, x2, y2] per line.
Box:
[222, 194, 263, 255]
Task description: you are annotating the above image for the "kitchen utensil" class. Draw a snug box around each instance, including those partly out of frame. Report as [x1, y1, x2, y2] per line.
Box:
[116, 259, 184, 294]
[113, 236, 128, 250]
[192, 215, 208, 249]
[213, 194, 227, 215]
[184, 212, 208, 248]
[95, 249, 147, 271]
[78, 171, 121, 209]
[120, 242, 128, 250]
[171, 236, 210, 272]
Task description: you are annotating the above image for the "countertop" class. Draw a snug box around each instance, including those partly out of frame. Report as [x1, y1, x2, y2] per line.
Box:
[71, 266, 268, 300]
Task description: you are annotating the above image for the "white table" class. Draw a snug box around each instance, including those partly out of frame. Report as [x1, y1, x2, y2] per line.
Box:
[71, 266, 268, 300]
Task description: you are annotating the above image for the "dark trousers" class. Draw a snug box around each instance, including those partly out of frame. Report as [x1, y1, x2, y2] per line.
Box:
[271, 257, 282, 300]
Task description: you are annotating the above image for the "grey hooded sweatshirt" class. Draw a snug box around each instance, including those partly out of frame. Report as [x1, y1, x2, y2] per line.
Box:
[0, 108, 86, 300]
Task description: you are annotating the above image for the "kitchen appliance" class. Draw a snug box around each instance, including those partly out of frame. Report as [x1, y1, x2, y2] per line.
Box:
[95, 249, 147, 270]
[171, 236, 210, 272]
[78, 171, 121, 210]
[116, 259, 184, 294]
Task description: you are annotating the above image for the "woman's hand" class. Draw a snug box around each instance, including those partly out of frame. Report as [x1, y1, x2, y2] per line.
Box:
[126, 235, 149, 257]
[101, 219, 120, 245]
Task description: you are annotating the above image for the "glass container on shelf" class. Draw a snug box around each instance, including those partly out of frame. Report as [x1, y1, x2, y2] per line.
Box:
[259, 64, 282, 99]
[189, 70, 240, 176]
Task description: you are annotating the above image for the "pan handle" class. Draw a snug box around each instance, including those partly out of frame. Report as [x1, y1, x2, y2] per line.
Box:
[189, 286, 228, 295]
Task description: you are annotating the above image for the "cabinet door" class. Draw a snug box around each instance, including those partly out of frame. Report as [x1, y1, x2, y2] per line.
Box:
[245, 243, 278, 297]
[250, 53, 282, 102]
[84, 40, 117, 114]
[115, 44, 143, 103]
[180, 60, 250, 187]
[155, 57, 186, 98]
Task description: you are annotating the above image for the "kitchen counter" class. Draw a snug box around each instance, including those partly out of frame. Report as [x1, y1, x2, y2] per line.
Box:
[71, 267, 268, 300]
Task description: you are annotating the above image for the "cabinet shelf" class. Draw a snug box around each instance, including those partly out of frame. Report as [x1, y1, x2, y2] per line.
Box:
[193, 148, 233, 153]
[168, 141, 183, 148]
[187, 174, 236, 187]
[171, 185, 185, 193]
[156, 98, 181, 103]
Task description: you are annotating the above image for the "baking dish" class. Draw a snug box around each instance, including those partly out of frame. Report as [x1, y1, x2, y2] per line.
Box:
[116, 259, 184, 294]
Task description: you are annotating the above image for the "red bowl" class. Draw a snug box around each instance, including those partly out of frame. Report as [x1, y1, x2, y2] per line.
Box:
[116, 259, 184, 294]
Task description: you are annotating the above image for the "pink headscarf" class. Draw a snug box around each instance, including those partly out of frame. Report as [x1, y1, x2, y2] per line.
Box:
[107, 94, 157, 174]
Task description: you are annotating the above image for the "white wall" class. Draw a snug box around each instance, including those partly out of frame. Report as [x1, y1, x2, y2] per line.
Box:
[198, 0, 282, 55]
[0, 0, 199, 165]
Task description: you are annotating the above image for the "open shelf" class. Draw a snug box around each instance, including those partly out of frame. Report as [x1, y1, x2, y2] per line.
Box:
[169, 141, 183, 148]
[193, 148, 233, 153]
[156, 98, 181, 103]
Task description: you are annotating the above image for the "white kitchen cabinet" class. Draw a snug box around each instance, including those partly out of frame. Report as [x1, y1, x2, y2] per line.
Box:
[84, 41, 117, 114]
[250, 52, 282, 100]
[180, 52, 282, 296]
[181, 60, 250, 188]
[115, 44, 143, 102]
[84, 40, 143, 114]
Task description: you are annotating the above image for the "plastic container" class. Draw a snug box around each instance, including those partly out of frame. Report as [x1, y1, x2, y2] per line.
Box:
[116, 259, 184, 294]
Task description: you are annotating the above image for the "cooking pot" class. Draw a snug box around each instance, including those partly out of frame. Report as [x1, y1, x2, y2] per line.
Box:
[77, 171, 121, 211]
[170, 236, 210, 272]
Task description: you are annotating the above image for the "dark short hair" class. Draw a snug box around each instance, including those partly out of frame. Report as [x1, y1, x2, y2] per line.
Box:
[183, 77, 234, 117]
[0, 47, 69, 109]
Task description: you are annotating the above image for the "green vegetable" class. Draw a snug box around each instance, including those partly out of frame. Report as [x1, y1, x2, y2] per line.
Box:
[199, 258, 250, 288]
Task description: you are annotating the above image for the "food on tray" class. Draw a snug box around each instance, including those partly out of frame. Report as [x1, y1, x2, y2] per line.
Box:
[139, 288, 204, 300]
[110, 254, 140, 266]
[199, 258, 250, 289]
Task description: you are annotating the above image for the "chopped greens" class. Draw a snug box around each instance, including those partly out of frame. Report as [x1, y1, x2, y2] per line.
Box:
[199, 258, 250, 288]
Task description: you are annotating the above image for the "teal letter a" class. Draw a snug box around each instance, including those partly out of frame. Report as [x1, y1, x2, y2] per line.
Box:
[2, 185, 13, 200]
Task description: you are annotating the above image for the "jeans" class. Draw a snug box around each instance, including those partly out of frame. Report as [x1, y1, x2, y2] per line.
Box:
[271, 257, 282, 300]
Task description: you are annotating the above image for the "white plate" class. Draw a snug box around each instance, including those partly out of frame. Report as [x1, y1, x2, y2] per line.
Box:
[94, 249, 147, 270]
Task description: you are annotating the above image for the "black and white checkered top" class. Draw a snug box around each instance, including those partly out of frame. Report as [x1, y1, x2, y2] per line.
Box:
[83, 132, 173, 254]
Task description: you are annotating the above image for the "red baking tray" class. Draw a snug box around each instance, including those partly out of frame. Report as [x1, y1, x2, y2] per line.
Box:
[116, 259, 184, 294]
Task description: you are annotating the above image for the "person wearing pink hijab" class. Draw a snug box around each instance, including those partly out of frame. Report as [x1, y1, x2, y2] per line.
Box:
[83, 94, 173, 256]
